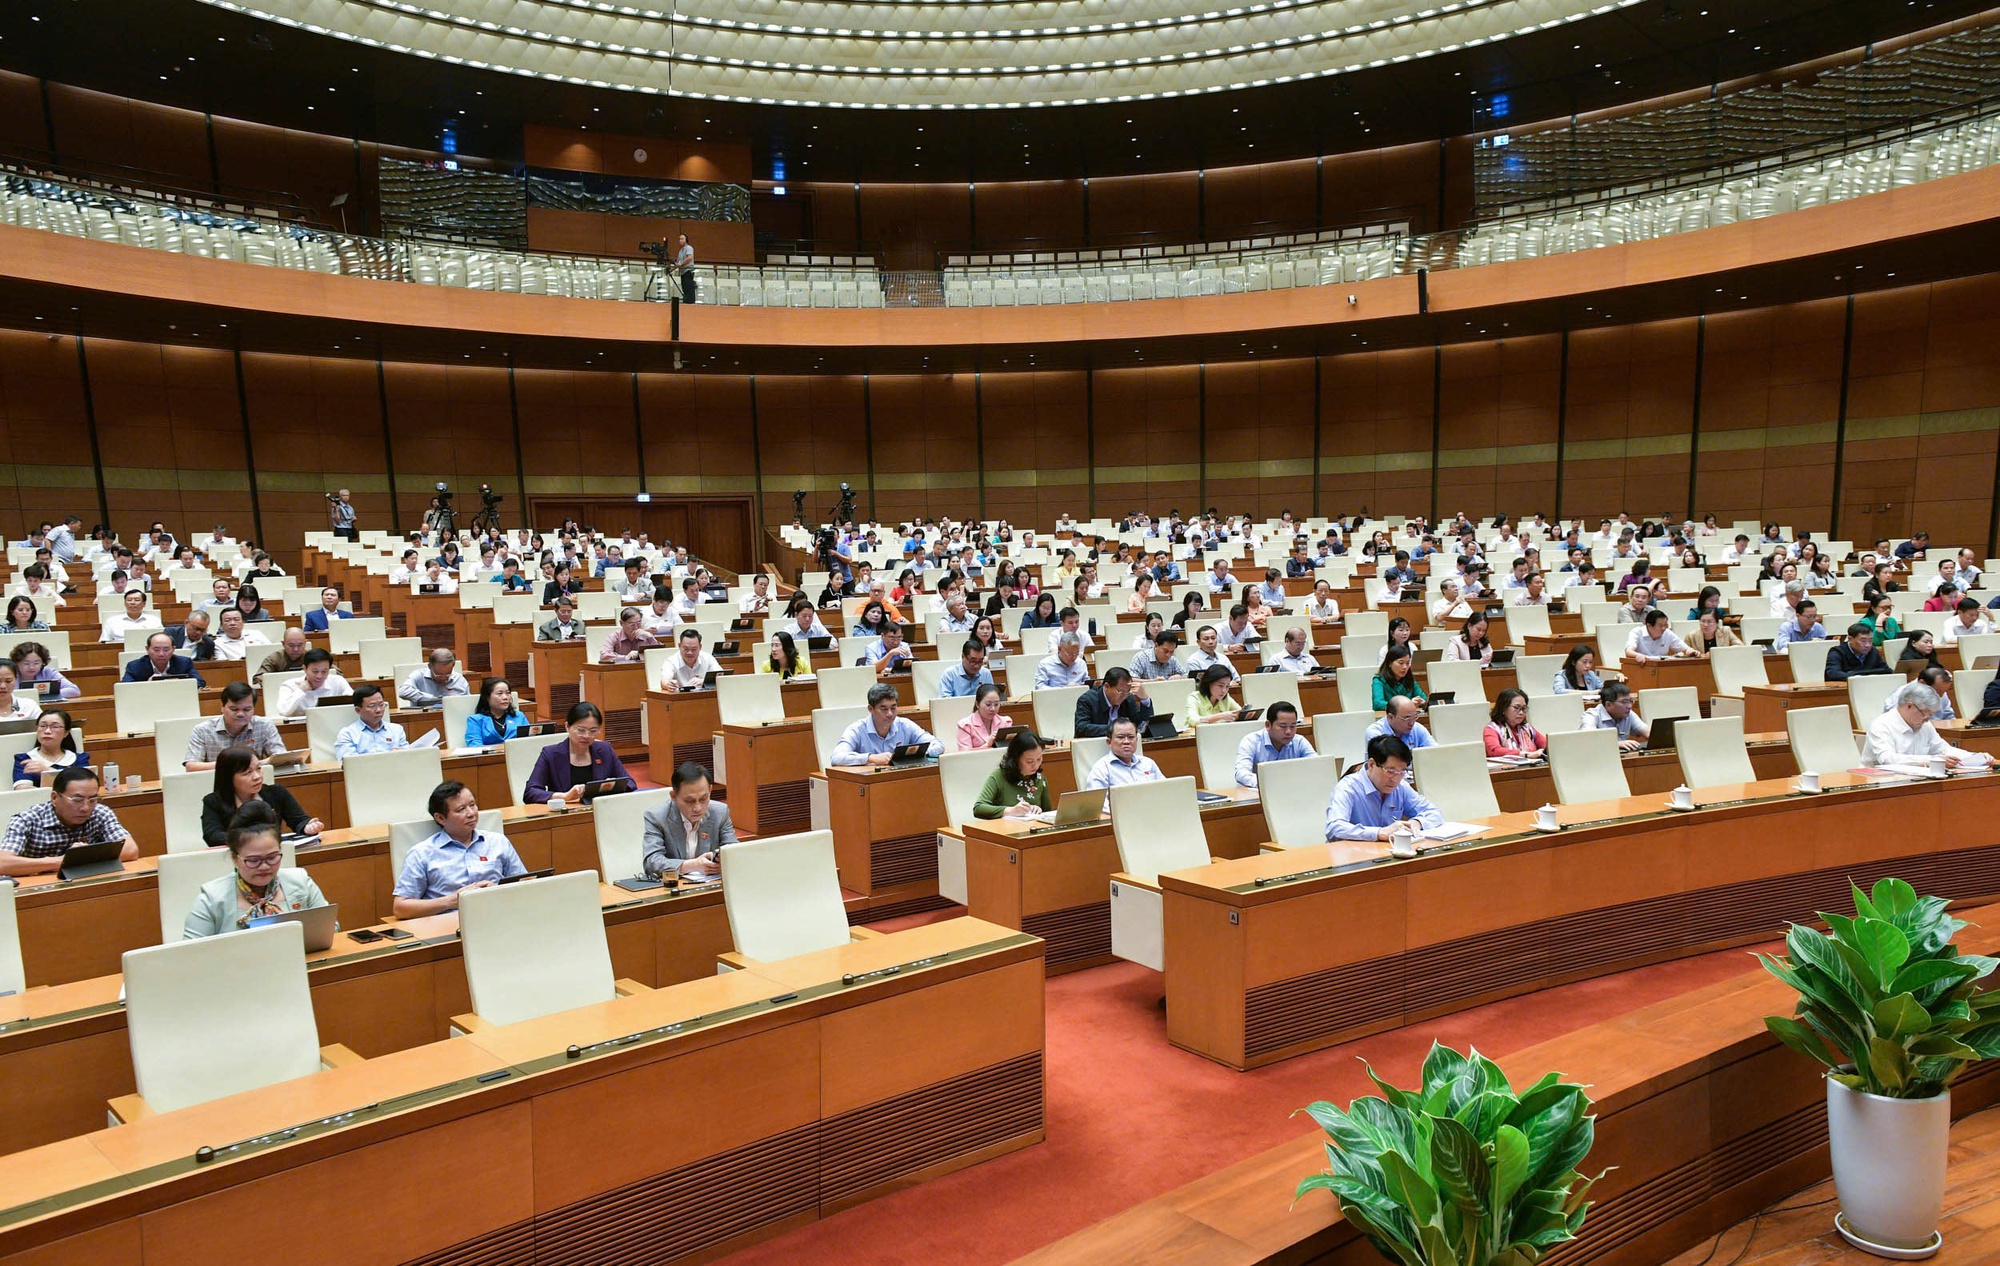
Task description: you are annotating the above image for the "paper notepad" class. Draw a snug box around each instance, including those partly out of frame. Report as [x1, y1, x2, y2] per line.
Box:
[1419, 823, 1490, 844]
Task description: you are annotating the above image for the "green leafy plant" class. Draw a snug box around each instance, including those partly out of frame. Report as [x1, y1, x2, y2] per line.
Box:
[1295, 1043, 1602, 1266]
[1759, 877, 2000, 1097]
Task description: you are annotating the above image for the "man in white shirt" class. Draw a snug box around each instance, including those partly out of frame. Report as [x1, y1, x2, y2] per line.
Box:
[1956, 548, 1982, 591]
[1084, 717, 1164, 790]
[412, 561, 457, 594]
[671, 577, 704, 622]
[660, 628, 722, 692]
[739, 574, 775, 615]
[638, 587, 679, 637]
[1624, 610, 1693, 661]
[275, 650, 351, 718]
[387, 549, 419, 586]
[1937, 598, 1994, 646]
[98, 590, 161, 643]
[1514, 573, 1551, 606]
[1926, 557, 1961, 597]
[1270, 626, 1318, 674]
[1432, 579, 1471, 623]
[1862, 682, 1988, 772]
[1184, 624, 1240, 681]
[210, 608, 271, 661]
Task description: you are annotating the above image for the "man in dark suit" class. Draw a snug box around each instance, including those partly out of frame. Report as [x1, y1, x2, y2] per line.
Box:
[302, 586, 354, 633]
[1073, 666, 1155, 739]
[1825, 623, 1891, 683]
[121, 631, 206, 686]
[165, 610, 216, 661]
[639, 763, 737, 879]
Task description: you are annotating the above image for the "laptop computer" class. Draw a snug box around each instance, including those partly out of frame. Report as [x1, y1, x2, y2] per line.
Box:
[1036, 788, 1108, 827]
[247, 903, 340, 952]
[57, 839, 126, 881]
[1142, 714, 1179, 741]
[887, 742, 933, 768]
[1643, 715, 1679, 752]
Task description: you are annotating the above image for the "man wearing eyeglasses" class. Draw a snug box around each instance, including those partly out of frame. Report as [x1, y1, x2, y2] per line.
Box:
[0, 767, 136, 876]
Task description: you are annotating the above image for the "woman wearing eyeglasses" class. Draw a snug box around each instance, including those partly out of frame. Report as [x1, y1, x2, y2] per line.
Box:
[181, 801, 330, 940]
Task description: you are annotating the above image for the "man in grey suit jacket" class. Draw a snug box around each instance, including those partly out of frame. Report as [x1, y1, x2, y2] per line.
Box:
[640, 762, 737, 878]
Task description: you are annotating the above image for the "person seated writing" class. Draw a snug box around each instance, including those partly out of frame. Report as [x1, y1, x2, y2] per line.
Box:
[199, 745, 322, 848]
[1324, 734, 1443, 842]
[1232, 702, 1313, 787]
[974, 731, 1053, 818]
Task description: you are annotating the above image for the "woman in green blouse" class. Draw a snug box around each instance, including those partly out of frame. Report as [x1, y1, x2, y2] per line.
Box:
[972, 731, 1052, 820]
[1189, 663, 1246, 723]
[1373, 644, 1429, 711]
[1859, 595, 1901, 648]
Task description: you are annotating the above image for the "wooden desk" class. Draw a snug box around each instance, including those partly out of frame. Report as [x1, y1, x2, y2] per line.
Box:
[960, 792, 1272, 974]
[1484, 735, 1794, 812]
[1014, 906, 2000, 1266]
[1742, 681, 1850, 732]
[0, 917, 1044, 1265]
[0, 874, 736, 1152]
[1158, 770, 2000, 1070]
[529, 640, 588, 721]
[721, 717, 823, 836]
[824, 765, 948, 909]
[578, 662, 650, 756]
[9, 802, 602, 988]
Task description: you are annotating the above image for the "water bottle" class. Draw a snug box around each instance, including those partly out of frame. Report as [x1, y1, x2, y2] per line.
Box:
[104, 762, 120, 790]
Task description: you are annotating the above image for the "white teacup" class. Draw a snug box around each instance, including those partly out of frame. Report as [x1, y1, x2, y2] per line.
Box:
[1796, 770, 1820, 794]
[1669, 784, 1694, 809]
[1389, 828, 1417, 858]
[1930, 755, 1950, 778]
[1535, 803, 1559, 830]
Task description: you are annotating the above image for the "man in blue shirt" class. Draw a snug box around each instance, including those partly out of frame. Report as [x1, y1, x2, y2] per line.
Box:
[1232, 702, 1314, 787]
[1774, 599, 1826, 650]
[936, 640, 994, 698]
[391, 781, 526, 918]
[831, 684, 942, 766]
[1084, 716, 1164, 789]
[1034, 633, 1091, 690]
[1364, 696, 1435, 749]
[863, 622, 916, 675]
[1325, 735, 1444, 842]
[335, 684, 410, 758]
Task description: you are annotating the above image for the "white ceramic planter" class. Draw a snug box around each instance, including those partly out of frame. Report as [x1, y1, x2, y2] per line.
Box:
[1826, 1076, 1949, 1258]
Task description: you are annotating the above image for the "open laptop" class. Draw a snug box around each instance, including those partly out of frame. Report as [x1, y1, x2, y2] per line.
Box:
[887, 742, 934, 768]
[1643, 715, 1679, 752]
[1035, 788, 1107, 827]
[247, 903, 340, 952]
[57, 839, 126, 882]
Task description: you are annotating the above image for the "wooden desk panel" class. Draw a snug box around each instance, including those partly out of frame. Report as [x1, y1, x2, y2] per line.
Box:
[529, 641, 588, 721]
[645, 687, 722, 779]
[826, 765, 947, 903]
[1159, 771, 2000, 1070]
[723, 719, 821, 835]
[1742, 681, 1851, 733]
[962, 796, 1267, 974]
[0, 878, 736, 1153]
[579, 662, 650, 756]
[0, 918, 1045, 1266]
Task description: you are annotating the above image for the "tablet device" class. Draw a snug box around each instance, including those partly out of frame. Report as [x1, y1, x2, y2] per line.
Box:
[1489, 648, 1517, 667]
[989, 725, 1035, 748]
[807, 636, 833, 651]
[729, 617, 756, 632]
[1969, 707, 2000, 728]
[246, 903, 339, 952]
[712, 640, 740, 657]
[1142, 714, 1180, 741]
[580, 777, 631, 803]
[1237, 706, 1265, 722]
[499, 868, 556, 885]
[887, 742, 933, 768]
[700, 670, 722, 689]
[266, 748, 312, 769]
[1428, 690, 1457, 707]
[56, 839, 126, 881]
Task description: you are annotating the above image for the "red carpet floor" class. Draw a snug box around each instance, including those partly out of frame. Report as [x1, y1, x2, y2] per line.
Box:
[714, 919, 1771, 1266]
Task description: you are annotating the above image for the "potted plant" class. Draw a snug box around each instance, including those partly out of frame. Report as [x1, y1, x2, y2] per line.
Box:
[1295, 1042, 1602, 1266]
[1759, 878, 2000, 1258]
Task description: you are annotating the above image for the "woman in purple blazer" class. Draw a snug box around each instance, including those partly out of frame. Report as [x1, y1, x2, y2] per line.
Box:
[524, 701, 633, 805]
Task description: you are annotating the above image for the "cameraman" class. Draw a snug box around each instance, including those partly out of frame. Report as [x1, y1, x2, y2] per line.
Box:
[327, 488, 356, 541]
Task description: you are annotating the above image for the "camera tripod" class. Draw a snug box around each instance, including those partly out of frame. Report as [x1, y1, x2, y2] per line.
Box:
[426, 501, 456, 545]
[469, 501, 503, 535]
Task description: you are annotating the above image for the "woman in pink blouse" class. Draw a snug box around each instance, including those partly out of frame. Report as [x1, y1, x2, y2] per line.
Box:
[955, 683, 1013, 751]
[1482, 687, 1546, 757]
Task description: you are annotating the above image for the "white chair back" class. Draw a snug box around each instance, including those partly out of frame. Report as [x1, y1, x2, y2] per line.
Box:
[1239, 672, 1302, 712]
[1512, 653, 1566, 695]
[161, 770, 216, 854]
[717, 674, 785, 727]
[1425, 659, 1490, 704]
[719, 829, 851, 962]
[1003, 652, 1041, 695]
[1526, 692, 1583, 733]
[1709, 644, 1770, 696]
[1547, 728, 1631, 804]
[305, 705, 354, 762]
[1069, 736, 1112, 787]
[1108, 777, 1209, 883]
[261, 670, 303, 718]
[113, 679, 200, 736]
[326, 616, 387, 654]
[0, 881, 21, 996]
[815, 666, 875, 710]
[122, 922, 321, 1114]
[1957, 666, 1997, 722]
[1425, 702, 1488, 747]
[458, 870, 617, 1027]
[1636, 686, 1701, 725]
[443, 694, 479, 748]
[1674, 715, 1756, 790]
[1335, 664, 1377, 714]
[1788, 705, 1861, 776]
[928, 693, 977, 742]
[1786, 638, 1830, 686]
[341, 748, 445, 829]
[1412, 742, 1502, 820]
[1033, 685, 1089, 741]
[503, 734, 551, 806]
[151, 715, 207, 777]
[939, 748, 1006, 829]
[156, 847, 235, 942]
[812, 706, 867, 771]
[1848, 674, 1904, 729]
[1308, 711, 1375, 768]
[592, 788, 676, 882]
[910, 659, 947, 708]
[357, 637, 422, 681]
[1258, 755, 1341, 848]
[1195, 719, 1263, 789]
